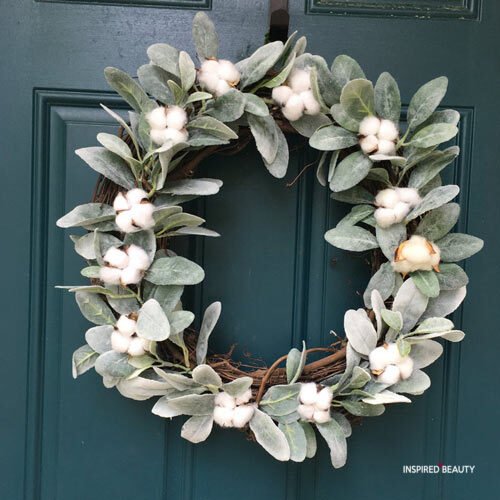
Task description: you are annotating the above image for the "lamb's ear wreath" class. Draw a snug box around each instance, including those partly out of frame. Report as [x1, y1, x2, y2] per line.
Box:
[58, 12, 483, 467]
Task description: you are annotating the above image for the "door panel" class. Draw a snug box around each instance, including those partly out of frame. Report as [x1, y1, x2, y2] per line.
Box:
[1, 1, 499, 499]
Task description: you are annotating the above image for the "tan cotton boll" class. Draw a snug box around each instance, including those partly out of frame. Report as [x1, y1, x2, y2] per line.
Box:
[130, 203, 155, 230]
[299, 382, 318, 405]
[272, 85, 293, 106]
[127, 244, 151, 271]
[369, 345, 391, 372]
[393, 201, 411, 222]
[297, 404, 315, 421]
[377, 139, 396, 155]
[115, 211, 136, 233]
[313, 409, 331, 424]
[165, 106, 188, 131]
[235, 388, 252, 406]
[215, 79, 231, 96]
[111, 330, 131, 353]
[315, 387, 333, 410]
[385, 343, 402, 365]
[401, 236, 434, 265]
[128, 336, 146, 357]
[213, 406, 234, 427]
[99, 266, 123, 285]
[391, 259, 414, 275]
[300, 90, 321, 115]
[120, 266, 143, 285]
[378, 119, 399, 141]
[430, 244, 441, 269]
[374, 208, 397, 228]
[398, 356, 414, 380]
[217, 59, 240, 84]
[375, 188, 400, 209]
[126, 188, 148, 206]
[215, 391, 236, 409]
[288, 69, 311, 93]
[104, 246, 129, 269]
[147, 106, 168, 130]
[377, 364, 401, 385]
[232, 405, 254, 428]
[359, 134, 379, 154]
[282, 94, 305, 121]
[116, 315, 137, 337]
[113, 192, 130, 212]
[395, 187, 421, 207]
[359, 116, 381, 137]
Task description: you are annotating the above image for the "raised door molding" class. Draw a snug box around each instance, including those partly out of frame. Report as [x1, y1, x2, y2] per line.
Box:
[36, 0, 211, 10]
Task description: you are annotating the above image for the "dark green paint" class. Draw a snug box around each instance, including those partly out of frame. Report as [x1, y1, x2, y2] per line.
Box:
[1, 1, 499, 499]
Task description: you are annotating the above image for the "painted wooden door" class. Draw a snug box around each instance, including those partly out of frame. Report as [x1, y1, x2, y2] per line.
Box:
[1, 1, 499, 499]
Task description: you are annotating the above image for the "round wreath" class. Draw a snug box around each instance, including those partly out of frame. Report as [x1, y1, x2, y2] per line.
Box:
[57, 12, 484, 468]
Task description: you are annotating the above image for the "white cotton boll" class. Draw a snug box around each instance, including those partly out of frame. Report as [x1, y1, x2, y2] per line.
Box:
[104, 247, 129, 269]
[127, 244, 150, 271]
[213, 406, 234, 427]
[359, 134, 379, 154]
[235, 389, 252, 406]
[272, 85, 293, 106]
[198, 71, 219, 94]
[130, 203, 155, 230]
[165, 106, 188, 131]
[116, 315, 137, 337]
[297, 404, 315, 421]
[113, 192, 130, 212]
[99, 266, 123, 285]
[359, 116, 381, 137]
[232, 405, 254, 428]
[163, 127, 189, 145]
[116, 211, 136, 233]
[215, 79, 231, 96]
[300, 90, 321, 115]
[147, 106, 168, 130]
[374, 208, 397, 228]
[392, 259, 414, 275]
[215, 391, 236, 409]
[315, 387, 333, 411]
[282, 94, 305, 122]
[377, 365, 401, 385]
[299, 382, 318, 405]
[201, 59, 220, 74]
[385, 343, 402, 365]
[150, 128, 170, 146]
[393, 201, 411, 222]
[401, 237, 433, 265]
[288, 69, 311, 93]
[398, 356, 414, 380]
[377, 139, 396, 155]
[375, 188, 399, 209]
[313, 410, 331, 424]
[395, 187, 421, 207]
[378, 119, 399, 141]
[369, 346, 390, 372]
[126, 188, 148, 206]
[128, 336, 147, 357]
[111, 330, 131, 353]
[217, 59, 240, 84]
[120, 266, 143, 285]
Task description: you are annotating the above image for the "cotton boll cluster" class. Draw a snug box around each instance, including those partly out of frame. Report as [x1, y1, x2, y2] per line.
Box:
[297, 383, 332, 424]
[374, 187, 422, 228]
[392, 235, 441, 275]
[197, 59, 240, 97]
[113, 189, 155, 233]
[111, 314, 150, 357]
[359, 116, 399, 156]
[369, 343, 414, 385]
[99, 244, 151, 286]
[213, 389, 255, 428]
[271, 69, 321, 122]
[147, 106, 189, 146]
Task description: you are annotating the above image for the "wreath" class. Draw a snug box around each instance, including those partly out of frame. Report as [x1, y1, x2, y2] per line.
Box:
[57, 12, 483, 468]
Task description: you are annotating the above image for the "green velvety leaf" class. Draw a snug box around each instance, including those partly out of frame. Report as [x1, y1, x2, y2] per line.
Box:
[418, 109, 460, 129]
[239, 41, 284, 88]
[415, 202, 460, 241]
[381, 309, 403, 331]
[261, 122, 289, 178]
[262, 51, 296, 89]
[340, 78, 375, 121]
[143, 284, 184, 315]
[243, 93, 269, 116]
[330, 103, 360, 132]
[392, 278, 429, 333]
[407, 185, 460, 221]
[57, 203, 115, 228]
[363, 262, 395, 308]
[249, 409, 290, 461]
[188, 116, 238, 140]
[76, 291, 115, 325]
[411, 270, 440, 298]
[325, 225, 378, 252]
[309, 125, 358, 151]
[376, 223, 406, 261]
[436, 233, 484, 262]
[374, 72, 401, 123]
[192, 12, 219, 60]
[391, 369, 430, 395]
[160, 393, 216, 416]
[145, 256, 205, 285]
[185, 91, 213, 105]
[72, 344, 99, 378]
[222, 377, 253, 398]
[123, 229, 156, 263]
[344, 309, 377, 356]
[147, 43, 180, 76]
[339, 400, 385, 417]
[179, 51, 196, 91]
[413, 317, 454, 334]
[408, 146, 459, 190]
[95, 351, 135, 379]
[96, 133, 136, 168]
[192, 364, 222, 388]
[286, 342, 307, 384]
[408, 123, 458, 148]
[300, 421, 317, 458]
[136, 299, 170, 341]
[75, 147, 136, 189]
[160, 178, 222, 196]
[104, 67, 154, 113]
[206, 89, 245, 122]
[331, 55, 365, 98]
[331, 185, 374, 205]
[316, 419, 347, 469]
[436, 263, 469, 290]
[279, 421, 307, 463]
[85, 325, 113, 354]
[181, 415, 214, 444]
[291, 113, 331, 138]
[260, 384, 300, 417]
[247, 114, 279, 163]
[407, 76, 448, 130]
[420, 287, 466, 322]
[169, 310, 195, 335]
[337, 204, 374, 227]
[137, 64, 175, 104]
[330, 151, 373, 192]
[196, 302, 222, 365]
[409, 340, 443, 369]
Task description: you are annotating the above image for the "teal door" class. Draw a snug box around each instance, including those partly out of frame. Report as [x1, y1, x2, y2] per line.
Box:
[1, 1, 499, 499]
